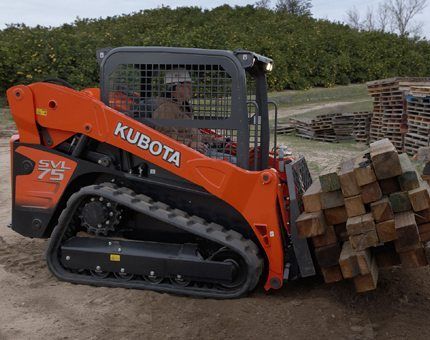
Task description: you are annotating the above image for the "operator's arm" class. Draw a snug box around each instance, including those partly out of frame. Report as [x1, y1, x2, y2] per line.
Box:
[153, 102, 206, 152]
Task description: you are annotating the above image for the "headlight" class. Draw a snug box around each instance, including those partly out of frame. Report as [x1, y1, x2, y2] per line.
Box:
[265, 62, 273, 72]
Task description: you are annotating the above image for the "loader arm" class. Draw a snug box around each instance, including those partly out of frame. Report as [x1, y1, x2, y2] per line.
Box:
[7, 82, 287, 290]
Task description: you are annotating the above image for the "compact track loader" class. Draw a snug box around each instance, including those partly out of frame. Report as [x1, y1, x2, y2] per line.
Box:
[7, 47, 317, 298]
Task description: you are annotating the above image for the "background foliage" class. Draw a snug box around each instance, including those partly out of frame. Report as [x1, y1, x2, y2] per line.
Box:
[1, 5, 429, 93]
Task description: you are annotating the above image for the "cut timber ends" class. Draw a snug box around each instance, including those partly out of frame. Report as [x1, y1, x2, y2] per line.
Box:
[346, 213, 375, 236]
[353, 258, 379, 293]
[389, 191, 412, 213]
[302, 180, 322, 213]
[320, 190, 344, 210]
[398, 153, 420, 191]
[312, 225, 338, 248]
[349, 229, 379, 251]
[345, 195, 365, 218]
[319, 168, 341, 193]
[339, 158, 360, 197]
[361, 181, 383, 204]
[408, 186, 430, 212]
[370, 139, 402, 180]
[324, 206, 348, 225]
[296, 211, 327, 238]
[394, 211, 420, 252]
[354, 155, 376, 186]
[371, 197, 394, 222]
[338, 241, 360, 279]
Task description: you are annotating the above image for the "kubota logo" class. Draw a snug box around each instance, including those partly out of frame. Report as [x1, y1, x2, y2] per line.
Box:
[37, 160, 72, 181]
[114, 122, 181, 167]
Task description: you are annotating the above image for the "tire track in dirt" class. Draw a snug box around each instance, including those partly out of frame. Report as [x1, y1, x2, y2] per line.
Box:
[0, 235, 51, 282]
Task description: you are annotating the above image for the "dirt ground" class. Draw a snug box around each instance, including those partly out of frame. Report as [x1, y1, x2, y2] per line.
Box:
[1, 137, 430, 340]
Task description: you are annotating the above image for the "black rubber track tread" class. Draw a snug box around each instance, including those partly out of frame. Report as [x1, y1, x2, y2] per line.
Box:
[46, 183, 263, 299]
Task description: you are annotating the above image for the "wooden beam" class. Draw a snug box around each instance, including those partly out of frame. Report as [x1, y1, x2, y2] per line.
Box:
[361, 181, 383, 204]
[345, 195, 365, 218]
[418, 223, 430, 242]
[338, 241, 360, 278]
[414, 209, 430, 225]
[324, 206, 348, 225]
[302, 179, 322, 213]
[356, 249, 372, 275]
[346, 213, 375, 236]
[296, 211, 327, 238]
[312, 225, 338, 248]
[408, 186, 430, 212]
[314, 243, 342, 268]
[371, 197, 394, 222]
[353, 258, 379, 293]
[354, 155, 376, 186]
[320, 190, 344, 209]
[339, 158, 360, 197]
[349, 229, 379, 251]
[319, 168, 340, 193]
[398, 153, 420, 191]
[376, 219, 397, 242]
[394, 211, 420, 252]
[389, 191, 412, 213]
[370, 139, 402, 180]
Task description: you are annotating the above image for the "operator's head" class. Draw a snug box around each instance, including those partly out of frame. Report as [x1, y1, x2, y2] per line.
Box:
[164, 69, 192, 102]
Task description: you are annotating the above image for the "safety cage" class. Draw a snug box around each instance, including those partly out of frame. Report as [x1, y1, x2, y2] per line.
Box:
[98, 47, 273, 170]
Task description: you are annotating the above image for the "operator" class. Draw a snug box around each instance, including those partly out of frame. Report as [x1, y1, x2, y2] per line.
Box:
[152, 69, 207, 153]
[152, 69, 237, 163]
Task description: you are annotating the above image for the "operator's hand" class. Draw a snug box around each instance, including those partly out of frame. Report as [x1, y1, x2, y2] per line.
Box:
[190, 141, 208, 153]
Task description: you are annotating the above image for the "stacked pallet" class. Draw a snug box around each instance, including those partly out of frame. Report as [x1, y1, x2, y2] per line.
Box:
[352, 112, 372, 144]
[289, 113, 355, 143]
[332, 113, 354, 141]
[367, 78, 430, 151]
[275, 123, 295, 135]
[405, 92, 430, 155]
[296, 139, 430, 292]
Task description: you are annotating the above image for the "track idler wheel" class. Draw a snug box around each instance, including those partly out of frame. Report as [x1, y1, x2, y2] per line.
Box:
[212, 249, 247, 289]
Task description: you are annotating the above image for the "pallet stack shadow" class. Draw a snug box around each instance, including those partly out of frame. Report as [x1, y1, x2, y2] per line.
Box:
[296, 139, 430, 292]
[288, 113, 368, 143]
[405, 87, 430, 155]
[367, 78, 430, 151]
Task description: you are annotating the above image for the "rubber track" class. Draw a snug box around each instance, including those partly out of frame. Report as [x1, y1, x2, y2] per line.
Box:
[46, 183, 263, 299]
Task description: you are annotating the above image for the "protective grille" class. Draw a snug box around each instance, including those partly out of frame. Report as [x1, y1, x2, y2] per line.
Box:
[107, 63, 240, 163]
[107, 64, 233, 120]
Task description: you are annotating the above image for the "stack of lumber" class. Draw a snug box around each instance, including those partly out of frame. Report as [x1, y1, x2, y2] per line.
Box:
[352, 112, 372, 144]
[296, 138, 430, 292]
[367, 78, 430, 151]
[405, 91, 430, 155]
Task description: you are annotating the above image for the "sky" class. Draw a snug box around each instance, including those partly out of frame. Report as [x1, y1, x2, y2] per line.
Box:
[0, 0, 429, 37]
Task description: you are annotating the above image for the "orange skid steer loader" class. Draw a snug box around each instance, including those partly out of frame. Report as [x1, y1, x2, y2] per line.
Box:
[7, 47, 315, 298]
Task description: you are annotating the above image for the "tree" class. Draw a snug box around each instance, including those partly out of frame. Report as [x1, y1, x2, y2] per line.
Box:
[255, 0, 271, 9]
[275, 0, 312, 16]
[387, 0, 427, 36]
[345, 0, 427, 36]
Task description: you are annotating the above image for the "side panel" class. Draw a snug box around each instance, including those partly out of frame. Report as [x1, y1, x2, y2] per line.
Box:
[11, 145, 76, 237]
